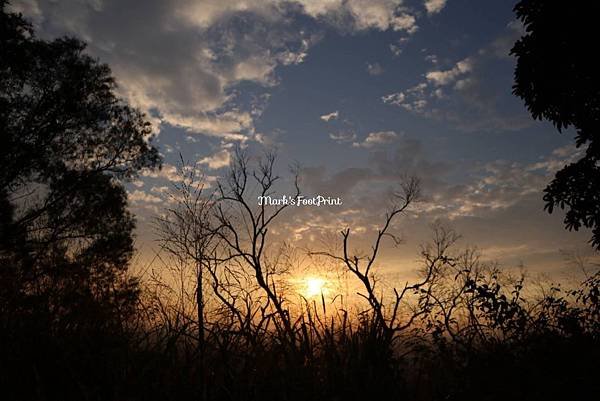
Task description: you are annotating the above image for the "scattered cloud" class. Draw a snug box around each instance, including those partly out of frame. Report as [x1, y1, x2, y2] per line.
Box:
[129, 190, 163, 204]
[199, 149, 232, 169]
[141, 164, 182, 182]
[353, 130, 400, 148]
[14, 0, 584, 270]
[424, 0, 447, 15]
[382, 92, 406, 105]
[389, 43, 402, 56]
[329, 130, 357, 143]
[16, 0, 422, 142]
[426, 58, 473, 86]
[389, 37, 409, 56]
[296, 0, 418, 33]
[381, 22, 533, 132]
[294, 142, 582, 251]
[425, 54, 438, 64]
[150, 186, 170, 194]
[382, 83, 428, 112]
[320, 110, 340, 122]
[366, 62, 384, 76]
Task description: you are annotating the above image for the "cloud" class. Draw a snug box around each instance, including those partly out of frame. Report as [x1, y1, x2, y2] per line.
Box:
[366, 62, 384, 76]
[329, 131, 357, 143]
[15, 0, 420, 142]
[320, 111, 340, 122]
[382, 83, 428, 112]
[15, 0, 307, 140]
[382, 22, 533, 132]
[129, 190, 163, 204]
[141, 164, 182, 182]
[199, 149, 232, 169]
[420, 144, 582, 221]
[424, 0, 447, 15]
[425, 54, 438, 64]
[382, 92, 406, 105]
[163, 111, 253, 141]
[352, 130, 400, 148]
[277, 141, 589, 271]
[197, 0, 420, 34]
[526, 145, 583, 174]
[389, 36, 409, 57]
[389, 43, 402, 56]
[390, 13, 417, 33]
[486, 20, 525, 59]
[300, 0, 418, 33]
[150, 186, 170, 194]
[426, 58, 473, 86]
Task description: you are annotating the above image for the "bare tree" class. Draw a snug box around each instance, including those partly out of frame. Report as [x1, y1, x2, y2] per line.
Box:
[154, 158, 217, 355]
[213, 149, 300, 346]
[311, 177, 425, 342]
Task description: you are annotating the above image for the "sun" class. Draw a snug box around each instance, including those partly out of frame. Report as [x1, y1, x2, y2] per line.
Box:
[304, 277, 326, 298]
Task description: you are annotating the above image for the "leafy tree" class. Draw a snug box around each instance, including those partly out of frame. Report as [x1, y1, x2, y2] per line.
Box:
[0, 2, 160, 332]
[511, 0, 600, 250]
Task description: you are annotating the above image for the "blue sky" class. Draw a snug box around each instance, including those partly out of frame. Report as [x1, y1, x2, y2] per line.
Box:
[11, 0, 594, 276]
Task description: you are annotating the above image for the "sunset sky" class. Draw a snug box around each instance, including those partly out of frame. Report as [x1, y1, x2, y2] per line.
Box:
[11, 0, 594, 277]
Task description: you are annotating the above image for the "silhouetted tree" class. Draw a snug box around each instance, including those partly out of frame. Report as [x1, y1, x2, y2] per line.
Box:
[214, 149, 301, 347]
[312, 177, 422, 343]
[155, 158, 216, 366]
[0, 2, 160, 333]
[511, 0, 600, 250]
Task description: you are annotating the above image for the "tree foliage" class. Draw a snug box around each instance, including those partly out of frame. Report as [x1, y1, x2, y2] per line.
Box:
[0, 2, 160, 331]
[511, 0, 600, 250]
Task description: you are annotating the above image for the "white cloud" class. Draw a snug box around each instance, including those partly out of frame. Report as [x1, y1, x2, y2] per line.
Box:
[16, 0, 419, 141]
[382, 92, 406, 106]
[307, 0, 418, 33]
[176, 0, 419, 34]
[199, 149, 232, 169]
[150, 186, 170, 194]
[425, 54, 438, 64]
[329, 131, 357, 143]
[526, 145, 583, 174]
[320, 110, 340, 122]
[352, 130, 399, 148]
[129, 190, 163, 204]
[389, 43, 402, 56]
[424, 0, 447, 15]
[382, 83, 428, 112]
[389, 37, 409, 57]
[162, 111, 252, 141]
[426, 58, 473, 86]
[141, 164, 182, 182]
[382, 24, 534, 132]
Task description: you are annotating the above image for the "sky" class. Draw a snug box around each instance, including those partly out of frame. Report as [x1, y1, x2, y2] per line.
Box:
[10, 0, 596, 280]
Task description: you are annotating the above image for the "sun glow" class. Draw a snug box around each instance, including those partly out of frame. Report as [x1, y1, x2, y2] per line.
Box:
[304, 277, 326, 298]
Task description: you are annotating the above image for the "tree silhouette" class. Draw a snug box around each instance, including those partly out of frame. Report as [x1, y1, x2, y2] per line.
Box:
[0, 2, 160, 332]
[511, 0, 600, 250]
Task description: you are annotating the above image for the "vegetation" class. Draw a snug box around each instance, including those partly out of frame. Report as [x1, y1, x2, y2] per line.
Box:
[512, 0, 600, 250]
[1, 2, 599, 401]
